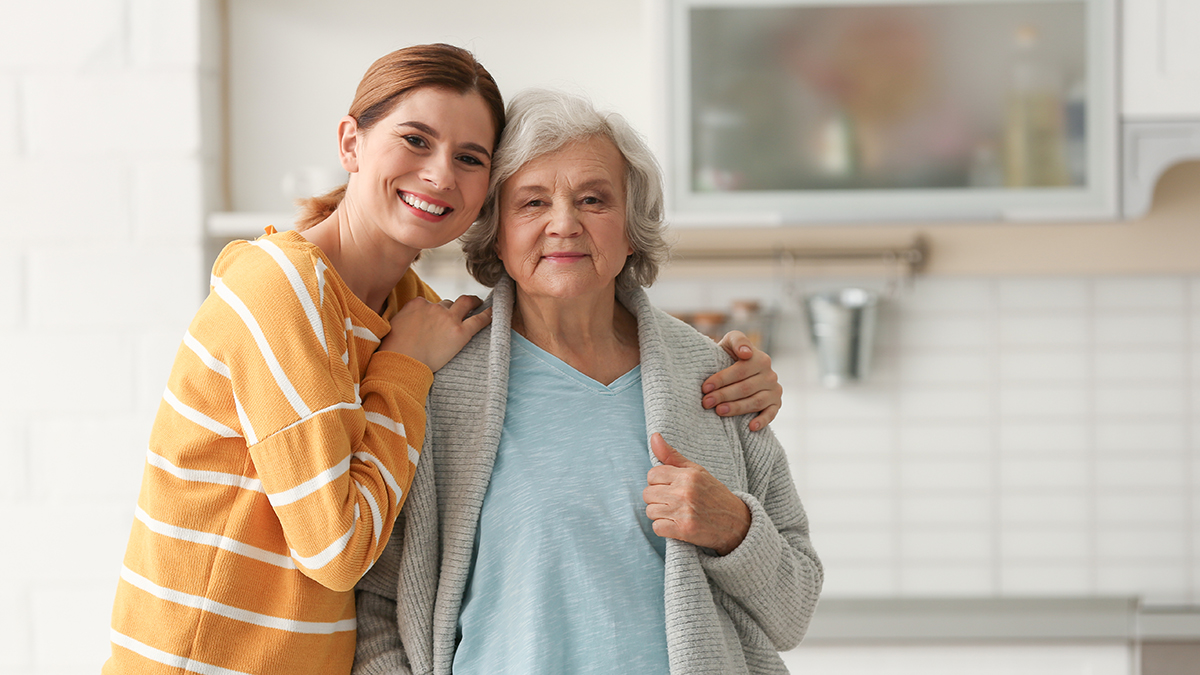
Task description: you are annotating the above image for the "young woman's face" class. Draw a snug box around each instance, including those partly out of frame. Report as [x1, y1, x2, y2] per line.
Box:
[342, 87, 495, 251]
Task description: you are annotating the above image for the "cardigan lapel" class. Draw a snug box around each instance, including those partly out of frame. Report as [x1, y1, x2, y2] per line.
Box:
[621, 285, 738, 479]
[428, 278, 514, 675]
[620, 285, 747, 675]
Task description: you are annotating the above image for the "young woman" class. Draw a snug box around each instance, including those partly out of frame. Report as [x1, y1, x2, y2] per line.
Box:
[105, 44, 781, 675]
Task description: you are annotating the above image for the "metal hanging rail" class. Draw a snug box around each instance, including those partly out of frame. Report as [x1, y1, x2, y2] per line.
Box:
[670, 237, 927, 278]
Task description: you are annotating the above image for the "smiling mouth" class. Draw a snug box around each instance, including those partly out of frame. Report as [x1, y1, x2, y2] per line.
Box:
[400, 192, 451, 216]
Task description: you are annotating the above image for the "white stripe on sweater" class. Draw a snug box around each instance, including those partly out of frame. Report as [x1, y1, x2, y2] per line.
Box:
[289, 504, 359, 570]
[361, 412, 419, 467]
[265, 400, 360, 440]
[162, 388, 240, 439]
[183, 331, 230, 379]
[146, 450, 264, 494]
[212, 277, 312, 419]
[119, 566, 356, 634]
[364, 411, 407, 440]
[233, 393, 258, 445]
[352, 451, 404, 508]
[250, 238, 327, 354]
[315, 257, 329, 310]
[356, 479, 383, 544]
[347, 317, 381, 344]
[111, 629, 255, 675]
[135, 506, 295, 569]
[266, 456, 350, 508]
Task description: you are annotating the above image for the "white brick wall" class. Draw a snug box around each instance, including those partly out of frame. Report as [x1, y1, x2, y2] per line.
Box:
[0, 1, 216, 673]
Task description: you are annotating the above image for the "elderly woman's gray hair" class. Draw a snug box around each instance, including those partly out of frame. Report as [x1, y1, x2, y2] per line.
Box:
[461, 88, 670, 288]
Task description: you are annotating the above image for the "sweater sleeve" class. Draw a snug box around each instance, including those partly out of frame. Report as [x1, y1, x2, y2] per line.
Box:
[695, 423, 823, 651]
[192, 238, 431, 592]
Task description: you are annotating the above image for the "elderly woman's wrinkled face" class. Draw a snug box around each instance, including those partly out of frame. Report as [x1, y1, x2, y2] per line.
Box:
[496, 136, 633, 304]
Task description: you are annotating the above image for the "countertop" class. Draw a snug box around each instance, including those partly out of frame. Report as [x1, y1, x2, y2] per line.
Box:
[803, 597, 1200, 643]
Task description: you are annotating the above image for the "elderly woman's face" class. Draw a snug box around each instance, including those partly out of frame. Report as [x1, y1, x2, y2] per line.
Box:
[496, 136, 632, 303]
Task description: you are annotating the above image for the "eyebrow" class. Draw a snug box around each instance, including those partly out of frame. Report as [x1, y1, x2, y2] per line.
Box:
[510, 178, 616, 196]
[397, 120, 492, 160]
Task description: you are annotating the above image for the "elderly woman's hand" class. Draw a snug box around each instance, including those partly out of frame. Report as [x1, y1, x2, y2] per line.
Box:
[643, 433, 751, 556]
[702, 331, 782, 432]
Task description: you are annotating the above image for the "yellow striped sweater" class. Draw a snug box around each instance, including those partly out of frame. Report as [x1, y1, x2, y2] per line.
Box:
[105, 229, 439, 675]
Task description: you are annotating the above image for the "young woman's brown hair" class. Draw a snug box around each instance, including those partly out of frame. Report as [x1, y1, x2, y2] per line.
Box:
[296, 43, 505, 230]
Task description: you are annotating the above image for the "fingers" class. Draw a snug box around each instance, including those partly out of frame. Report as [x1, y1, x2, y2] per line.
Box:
[702, 345, 769, 395]
[713, 389, 778, 418]
[446, 294, 483, 319]
[703, 361, 778, 407]
[748, 405, 780, 432]
[716, 330, 755, 365]
[460, 306, 493, 335]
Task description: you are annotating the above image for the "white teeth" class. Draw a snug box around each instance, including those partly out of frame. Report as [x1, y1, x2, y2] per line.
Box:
[401, 192, 446, 215]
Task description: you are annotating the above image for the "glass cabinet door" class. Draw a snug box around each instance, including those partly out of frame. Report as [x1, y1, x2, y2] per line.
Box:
[668, 0, 1116, 224]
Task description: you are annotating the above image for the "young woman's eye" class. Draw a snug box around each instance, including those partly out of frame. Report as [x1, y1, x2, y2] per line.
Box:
[403, 135, 429, 149]
[457, 154, 485, 167]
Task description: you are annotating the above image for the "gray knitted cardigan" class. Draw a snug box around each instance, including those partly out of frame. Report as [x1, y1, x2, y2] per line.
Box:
[353, 276, 822, 675]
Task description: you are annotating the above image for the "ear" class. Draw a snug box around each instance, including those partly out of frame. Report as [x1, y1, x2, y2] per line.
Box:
[337, 115, 361, 173]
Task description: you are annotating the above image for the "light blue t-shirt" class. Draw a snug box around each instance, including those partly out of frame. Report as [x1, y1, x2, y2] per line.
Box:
[452, 331, 670, 675]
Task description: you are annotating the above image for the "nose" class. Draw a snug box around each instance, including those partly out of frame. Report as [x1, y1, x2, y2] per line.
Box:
[545, 202, 582, 237]
[421, 151, 456, 191]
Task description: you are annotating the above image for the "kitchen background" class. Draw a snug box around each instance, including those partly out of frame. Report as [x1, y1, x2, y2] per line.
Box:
[3, 0, 1200, 673]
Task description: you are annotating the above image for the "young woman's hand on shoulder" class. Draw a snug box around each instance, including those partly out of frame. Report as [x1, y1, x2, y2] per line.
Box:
[380, 295, 493, 372]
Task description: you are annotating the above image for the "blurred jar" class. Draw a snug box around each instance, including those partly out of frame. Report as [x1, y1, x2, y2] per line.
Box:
[728, 300, 767, 351]
[691, 311, 729, 342]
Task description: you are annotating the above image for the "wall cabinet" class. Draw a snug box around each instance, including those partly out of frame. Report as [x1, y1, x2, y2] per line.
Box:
[1122, 0, 1200, 118]
[664, 0, 1119, 225]
[1120, 0, 1200, 219]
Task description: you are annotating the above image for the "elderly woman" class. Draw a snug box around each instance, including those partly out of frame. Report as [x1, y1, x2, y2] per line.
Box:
[353, 89, 821, 675]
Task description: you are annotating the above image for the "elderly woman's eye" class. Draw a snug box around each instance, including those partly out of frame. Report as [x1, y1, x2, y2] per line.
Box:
[582, 196, 602, 205]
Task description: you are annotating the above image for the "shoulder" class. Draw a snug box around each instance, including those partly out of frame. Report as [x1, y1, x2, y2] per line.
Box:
[211, 231, 327, 297]
[646, 304, 734, 374]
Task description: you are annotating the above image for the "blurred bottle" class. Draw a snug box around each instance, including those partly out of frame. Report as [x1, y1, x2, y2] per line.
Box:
[1063, 78, 1087, 186]
[694, 107, 745, 191]
[815, 109, 858, 179]
[1003, 24, 1069, 188]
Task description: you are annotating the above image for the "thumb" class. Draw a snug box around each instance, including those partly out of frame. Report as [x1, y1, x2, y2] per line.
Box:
[718, 330, 755, 362]
[651, 433, 696, 468]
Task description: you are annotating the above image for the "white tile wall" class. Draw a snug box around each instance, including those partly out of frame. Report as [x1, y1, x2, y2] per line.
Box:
[639, 274, 1200, 604]
[0, 2, 216, 673]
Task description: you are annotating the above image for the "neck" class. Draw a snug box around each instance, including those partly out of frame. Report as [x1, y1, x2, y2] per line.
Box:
[512, 284, 640, 385]
[299, 203, 419, 315]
